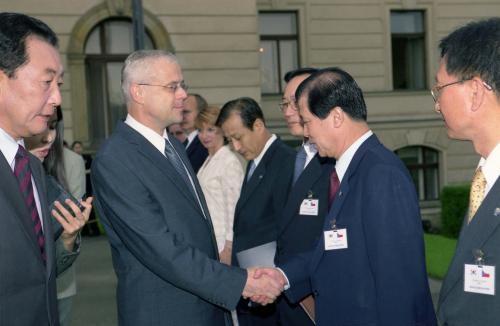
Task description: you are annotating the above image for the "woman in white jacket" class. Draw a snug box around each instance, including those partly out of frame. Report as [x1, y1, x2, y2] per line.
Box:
[196, 106, 246, 265]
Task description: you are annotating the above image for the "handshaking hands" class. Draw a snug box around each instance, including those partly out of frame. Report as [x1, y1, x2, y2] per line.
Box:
[242, 267, 288, 305]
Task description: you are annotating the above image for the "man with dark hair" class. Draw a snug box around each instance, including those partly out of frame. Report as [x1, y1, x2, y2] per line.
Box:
[275, 67, 334, 325]
[0, 12, 92, 326]
[255, 67, 436, 325]
[181, 93, 208, 173]
[218, 97, 295, 325]
[436, 18, 500, 326]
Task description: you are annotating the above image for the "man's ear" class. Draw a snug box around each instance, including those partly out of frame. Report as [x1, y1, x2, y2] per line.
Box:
[252, 118, 265, 131]
[129, 83, 144, 105]
[331, 107, 344, 128]
[470, 77, 487, 113]
[0, 70, 8, 96]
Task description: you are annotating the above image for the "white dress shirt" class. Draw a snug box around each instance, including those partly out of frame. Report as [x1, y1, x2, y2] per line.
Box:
[335, 130, 373, 182]
[252, 134, 277, 169]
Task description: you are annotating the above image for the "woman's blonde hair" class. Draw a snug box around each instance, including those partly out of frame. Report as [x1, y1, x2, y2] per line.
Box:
[195, 105, 221, 129]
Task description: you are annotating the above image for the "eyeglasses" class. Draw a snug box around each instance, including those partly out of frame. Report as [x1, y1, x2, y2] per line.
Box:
[137, 81, 188, 93]
[430, 78, 472, 103]
[278, 98, 298, 112]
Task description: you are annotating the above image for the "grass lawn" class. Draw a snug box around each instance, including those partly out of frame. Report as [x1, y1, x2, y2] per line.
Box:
[424, 233, 458, 280]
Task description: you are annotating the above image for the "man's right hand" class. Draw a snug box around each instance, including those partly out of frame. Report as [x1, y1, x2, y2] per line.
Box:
[242, 267, 286, 305]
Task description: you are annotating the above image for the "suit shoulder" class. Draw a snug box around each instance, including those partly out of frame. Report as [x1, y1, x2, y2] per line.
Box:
[274, 139, 296, 157]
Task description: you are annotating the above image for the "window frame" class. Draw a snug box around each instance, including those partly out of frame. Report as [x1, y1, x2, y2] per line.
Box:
[396, 146, 440, 201]
[259, 10, 300, 95]
[390, 9, 427, 91]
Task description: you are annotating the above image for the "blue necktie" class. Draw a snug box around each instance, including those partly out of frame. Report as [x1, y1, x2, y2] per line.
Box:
[247, 160, 256, 181]
[293, 146, 307, 184]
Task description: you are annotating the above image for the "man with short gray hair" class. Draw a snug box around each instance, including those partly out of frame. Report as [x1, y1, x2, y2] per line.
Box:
[92, 50, 284, 326]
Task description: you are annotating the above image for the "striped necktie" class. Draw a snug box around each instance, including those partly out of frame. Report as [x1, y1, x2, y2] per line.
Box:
[14, 145, 46, 263]
[164, 138, 207, 219]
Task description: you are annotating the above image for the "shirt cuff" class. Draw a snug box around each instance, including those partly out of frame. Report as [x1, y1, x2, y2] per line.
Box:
[276, 267, 291, 290]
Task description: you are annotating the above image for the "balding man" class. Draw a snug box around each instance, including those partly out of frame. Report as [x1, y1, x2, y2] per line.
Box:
[256, 67, 436, 326]
[182, 93, 208, 173]
[91, 50, 284, 326]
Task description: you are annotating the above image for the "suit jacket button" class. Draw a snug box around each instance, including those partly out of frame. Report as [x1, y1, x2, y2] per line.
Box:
[313, 290, 319, 297]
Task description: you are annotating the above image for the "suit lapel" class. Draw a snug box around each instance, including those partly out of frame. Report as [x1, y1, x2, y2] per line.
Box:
[0, 152, 46, 266]
[439, 178, 500, 303]
[117, 123, 205, 219]
[279, 155, 326, 233]
[237, 140, 280, 209]
[186, 135, 199, 156]
[310, 135, 379, 270]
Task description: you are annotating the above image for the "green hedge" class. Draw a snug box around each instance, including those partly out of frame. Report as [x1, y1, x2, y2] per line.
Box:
[441, 184, 470, 238]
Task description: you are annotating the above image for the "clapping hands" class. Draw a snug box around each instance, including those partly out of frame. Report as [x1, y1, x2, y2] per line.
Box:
[242, 267, 288, 305]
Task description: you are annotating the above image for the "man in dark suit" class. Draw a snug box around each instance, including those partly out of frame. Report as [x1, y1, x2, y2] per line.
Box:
[0, 13, 91, 326]
[182, 93, 208, 173]
[91, 51, 283, 326]
[275, 68, 334, 325]
[256, 67, 436, 325]
[217, 97, 295, 325]
[435, 18, 500, 326]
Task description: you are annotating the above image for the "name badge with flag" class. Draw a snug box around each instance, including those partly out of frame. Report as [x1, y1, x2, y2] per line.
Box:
[324, 228, 348, 250]
[300, 199, 319, 216]
[464, 264, 495, 295]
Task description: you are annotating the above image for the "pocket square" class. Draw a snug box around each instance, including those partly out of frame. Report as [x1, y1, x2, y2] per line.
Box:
[495, 207, 500, 217]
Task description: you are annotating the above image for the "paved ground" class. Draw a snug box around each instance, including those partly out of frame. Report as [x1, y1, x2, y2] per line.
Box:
[70, 235, 443, 326]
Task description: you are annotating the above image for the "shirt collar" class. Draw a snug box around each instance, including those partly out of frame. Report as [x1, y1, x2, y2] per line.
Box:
[478, 142, 500, 193]
[335, 130, 373, 182]
[125, 114, 168, 155]
[0, 127, 25, 170]
[253, 134, 277, 168]
[186, 130, 198, 146]
[303, 140, 317, 160]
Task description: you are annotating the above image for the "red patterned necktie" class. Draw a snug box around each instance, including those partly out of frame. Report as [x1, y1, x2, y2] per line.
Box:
[14, 145, 46, 263]
[328, 168, 340, 209]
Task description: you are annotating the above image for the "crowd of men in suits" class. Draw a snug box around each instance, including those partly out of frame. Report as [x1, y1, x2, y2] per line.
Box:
[1, 11, 499, 326]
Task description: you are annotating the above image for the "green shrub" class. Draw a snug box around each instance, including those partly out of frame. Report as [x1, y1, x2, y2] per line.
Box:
[424, 234, 457, 279]
[441, 184, 470, 238]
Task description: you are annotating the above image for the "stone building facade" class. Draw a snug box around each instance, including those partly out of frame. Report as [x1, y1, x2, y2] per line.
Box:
[2, 0, 499, 225]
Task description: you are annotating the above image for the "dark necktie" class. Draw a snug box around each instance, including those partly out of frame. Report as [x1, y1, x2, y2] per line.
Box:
[182, 139, 188, 147]
[328, 168, 340, 209]
[293, 146, 307, 184]
[14, 145, 46, 262]
[165, 138, 210, 221]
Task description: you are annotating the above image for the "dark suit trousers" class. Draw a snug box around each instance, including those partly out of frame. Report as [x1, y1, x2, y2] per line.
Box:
[237, 298, 278, 326]
[276, 296, 314, 326]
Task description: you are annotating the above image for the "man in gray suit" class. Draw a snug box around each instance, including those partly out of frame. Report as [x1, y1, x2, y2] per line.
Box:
[0, 12, 92, 326]
[91, 50, 284, 326]
[436, 18, 500, 325]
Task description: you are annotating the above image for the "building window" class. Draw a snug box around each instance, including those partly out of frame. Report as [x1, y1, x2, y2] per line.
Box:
[396, 146, 439, 200]
[85, 19, 155, 148]
[258, 12, 299, 94]
[391, 10, 426, 90]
